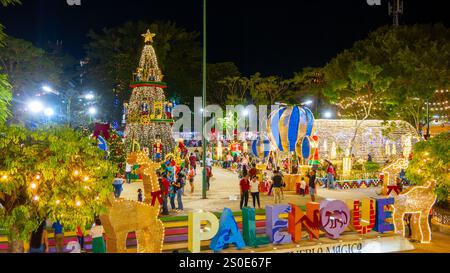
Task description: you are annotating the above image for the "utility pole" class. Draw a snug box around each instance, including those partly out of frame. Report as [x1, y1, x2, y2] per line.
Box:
[425, 100, 431, 140]
[202, 0, 207, 199]
[388, 0, 403, 27]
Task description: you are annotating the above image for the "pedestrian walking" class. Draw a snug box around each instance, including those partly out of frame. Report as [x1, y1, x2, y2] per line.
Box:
[90, 218, 106, 253]
[160, 174, 170, 215]
[326, 161, 335, 189]
[307, 170, 317, 202]
[240, 174, 250, 209]
[52, 220, 64, 253]
[137, 189, 143, 202]
[250, 176, 261, 209]
[76, 225, 85, 252]
[112, 173, 124, 198]
[125, 162, 133, 184]
[272, 168, 284, 204]
[29, 221, 49, 253]
[300, 177, 306, 197]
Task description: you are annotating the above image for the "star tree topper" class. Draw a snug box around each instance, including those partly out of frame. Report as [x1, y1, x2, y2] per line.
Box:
[142, 29, 156, 44]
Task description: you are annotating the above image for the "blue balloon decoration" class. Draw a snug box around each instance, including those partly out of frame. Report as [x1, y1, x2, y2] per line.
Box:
[301, 137, 311, 159]
[98, 136, 108, 152]
[267, 105, 315, 153]
[251, 136, 271, 159]
[210, 208, 246, 252]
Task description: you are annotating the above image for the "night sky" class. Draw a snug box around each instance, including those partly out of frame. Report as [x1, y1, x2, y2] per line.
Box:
[0, 0, 449, 77]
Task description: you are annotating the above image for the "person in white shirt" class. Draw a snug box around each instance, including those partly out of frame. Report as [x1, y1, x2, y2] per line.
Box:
[250, 176, 261, 209]
[300, 177, 306, 197]
[125, 162, 133, 184]
[90, 218, 106, 253]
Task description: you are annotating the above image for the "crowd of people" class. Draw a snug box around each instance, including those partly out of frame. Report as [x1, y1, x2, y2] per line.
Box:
[28, 217, 106, 253]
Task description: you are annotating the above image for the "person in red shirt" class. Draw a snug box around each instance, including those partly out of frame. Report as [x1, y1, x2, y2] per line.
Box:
[189, 153, 197, 173]
[160, 174, 171, 215]
[249, 162, 257, 179]
[240, 174, 250, 210]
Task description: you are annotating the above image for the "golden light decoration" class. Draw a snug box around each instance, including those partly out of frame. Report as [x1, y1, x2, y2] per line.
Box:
[35, 175, 41, 180]
[142, 29, 156, 44]
[381, 157, 409, 195]
[30, 183, 37, 190]
[76, 201, 81, 207]
[392, 180, 437, 243]
[74, 170, 80, 176]
[33, 195, 39, 201]
[84, 176, 89, 181]
[2, 175, 7, 180]
[100, 196, 164, 253]
[56, 200, 61, 205]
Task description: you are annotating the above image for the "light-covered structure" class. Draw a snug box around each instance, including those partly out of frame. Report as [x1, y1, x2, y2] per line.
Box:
[314, 120, 421, 163]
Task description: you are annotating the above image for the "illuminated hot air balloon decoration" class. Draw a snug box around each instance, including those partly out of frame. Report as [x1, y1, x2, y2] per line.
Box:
[267, 105, 315, 160]
[251, 136, 271, 159]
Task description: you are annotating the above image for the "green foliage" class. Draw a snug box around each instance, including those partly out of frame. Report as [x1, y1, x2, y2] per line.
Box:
[364, 161, 380, 173]
[0, 74, 12, 124]
[207, 62, 241, 106]
[324, 24, 450, 131]
[0, 125, 116, 241]
[406, 132, 450, 204]
[217, 76, 250, 105]
[108, 130, 126, 174]
[0, 37, 61, 94]
[248, 73, 293, 106]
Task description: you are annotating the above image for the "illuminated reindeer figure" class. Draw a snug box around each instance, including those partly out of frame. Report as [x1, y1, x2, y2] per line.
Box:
[99, 151, 165, 253]
[126, 151, 162, 206]
[380, 157, 409, 195]
[100, 196, 164, 253]
[392, 180, 437, 243]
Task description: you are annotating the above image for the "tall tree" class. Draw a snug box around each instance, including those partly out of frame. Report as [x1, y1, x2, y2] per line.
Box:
[0, 125, 116, 252]
[291, 67, 328, 117]
[248, 73, 293, 106]
[0, 37, 62, 124]
[323, 61, 393, 154]
[217, 76, 250, 106]
[206, 62, 241, 106]
[85, 21, 202, 110]
[332, 24, 450, 132]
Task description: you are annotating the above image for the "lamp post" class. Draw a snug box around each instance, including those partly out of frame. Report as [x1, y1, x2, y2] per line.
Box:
[425, 99, 431, 140]
[202, 0, 207, 199]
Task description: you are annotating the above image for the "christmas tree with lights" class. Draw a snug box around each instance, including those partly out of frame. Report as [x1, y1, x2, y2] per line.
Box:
[124, 30, 175, 159]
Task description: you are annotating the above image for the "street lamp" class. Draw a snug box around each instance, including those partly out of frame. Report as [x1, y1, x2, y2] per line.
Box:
[323, 111, 333, 119]
[85, 93, 95, 100]
[88, 107, 97, 115]
[28, 101, 44, 113]
[88, 107, 97, 123]
[44, 108, 54, 117]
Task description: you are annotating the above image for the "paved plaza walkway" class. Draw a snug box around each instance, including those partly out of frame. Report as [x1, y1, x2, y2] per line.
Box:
[122, 166, 380, 215]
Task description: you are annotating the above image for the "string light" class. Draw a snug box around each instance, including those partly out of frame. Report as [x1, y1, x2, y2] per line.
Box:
[76, 201, 81, 206]
[33, 195, 39, 201]
[35, 175, 41, 180]
[2, 175, 7, 180]
[74, 170, 80, 176]
[83, 176, 89, 181]
[56, 200, 61, 205]
[30, 183, 37, 189]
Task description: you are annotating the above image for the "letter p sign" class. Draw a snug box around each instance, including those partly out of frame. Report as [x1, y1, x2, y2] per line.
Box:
[367, 0, 381, 5]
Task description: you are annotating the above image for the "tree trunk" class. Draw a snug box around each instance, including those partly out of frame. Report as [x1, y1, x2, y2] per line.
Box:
[8, 226, 24, 253]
